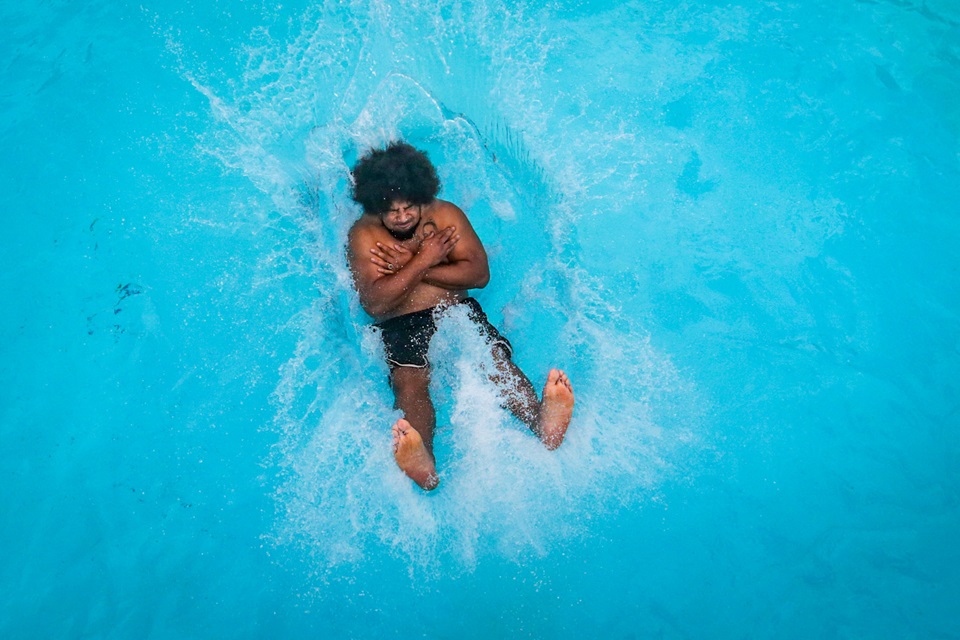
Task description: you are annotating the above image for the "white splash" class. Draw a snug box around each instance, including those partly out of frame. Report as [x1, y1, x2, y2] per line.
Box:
[174, 0, 706, 576]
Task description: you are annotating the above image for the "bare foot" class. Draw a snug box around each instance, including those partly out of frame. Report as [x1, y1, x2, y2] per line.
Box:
[392, 419, 439, 490]
[537, 369, 574, 450]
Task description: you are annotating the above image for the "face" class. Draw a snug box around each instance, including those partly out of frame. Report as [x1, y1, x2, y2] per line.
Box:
[380, 200, 421, 241]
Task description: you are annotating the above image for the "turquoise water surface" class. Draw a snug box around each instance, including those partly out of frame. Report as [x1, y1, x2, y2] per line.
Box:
[2, 0, 959, 637]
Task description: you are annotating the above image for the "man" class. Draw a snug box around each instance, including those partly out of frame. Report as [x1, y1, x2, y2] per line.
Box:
[347, 141, 574, 490]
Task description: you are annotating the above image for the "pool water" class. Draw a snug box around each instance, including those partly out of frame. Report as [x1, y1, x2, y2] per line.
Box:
[2, 0, 958, 637]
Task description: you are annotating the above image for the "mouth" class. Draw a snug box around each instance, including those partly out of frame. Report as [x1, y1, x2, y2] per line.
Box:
[386, 222, 417, 241]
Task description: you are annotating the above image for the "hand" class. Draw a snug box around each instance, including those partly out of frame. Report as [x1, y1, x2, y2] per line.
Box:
[416, 226, 460, 267]
[370, 241, 414, 275]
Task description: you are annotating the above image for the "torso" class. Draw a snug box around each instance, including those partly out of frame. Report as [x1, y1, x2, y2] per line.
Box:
[349, 200, 466, 321]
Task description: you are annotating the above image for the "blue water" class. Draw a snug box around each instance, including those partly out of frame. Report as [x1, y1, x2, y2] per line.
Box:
[2, 0, 959, 637]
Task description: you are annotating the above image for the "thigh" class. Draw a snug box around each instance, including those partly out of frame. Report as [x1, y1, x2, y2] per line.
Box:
[389, 366, 432, 405]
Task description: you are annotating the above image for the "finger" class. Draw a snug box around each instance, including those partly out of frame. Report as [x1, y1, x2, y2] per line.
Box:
[370, 256, 391, 268]
[377, 267, 394, 275]
[375, 242, 397, 258]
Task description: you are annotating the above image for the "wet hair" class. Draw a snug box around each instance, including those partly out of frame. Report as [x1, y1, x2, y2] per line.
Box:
[350, 141, 440, 214]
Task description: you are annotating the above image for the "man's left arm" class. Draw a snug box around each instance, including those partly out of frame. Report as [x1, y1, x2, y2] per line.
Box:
[422, 203, 490, 290]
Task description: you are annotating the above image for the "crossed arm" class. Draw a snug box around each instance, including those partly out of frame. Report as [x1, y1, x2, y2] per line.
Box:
[371, 223, 489, 290]
[348, 204, 490, 318]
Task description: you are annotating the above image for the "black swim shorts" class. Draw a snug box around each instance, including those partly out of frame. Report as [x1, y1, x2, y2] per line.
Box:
[375, 297, 513, 368]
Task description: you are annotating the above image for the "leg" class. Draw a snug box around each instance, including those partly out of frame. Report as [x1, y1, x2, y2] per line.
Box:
[389, 366, 439, 490]
[391, 366, 437, 453]
[489, 345, 540, 430]
[489, 346, 575, 450]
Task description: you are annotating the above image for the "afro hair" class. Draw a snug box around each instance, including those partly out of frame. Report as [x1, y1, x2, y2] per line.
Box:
[350, 141, 441, 214]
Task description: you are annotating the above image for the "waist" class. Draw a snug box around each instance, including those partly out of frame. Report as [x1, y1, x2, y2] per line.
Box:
[374, 289, 467, 323]
[375, 296, 478, 329]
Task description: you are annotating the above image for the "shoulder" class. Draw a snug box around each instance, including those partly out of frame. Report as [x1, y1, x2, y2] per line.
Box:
[433, 199, 466, 217]
[348, 214, 379, 240]
[347, 215, 382, 253]
[425, 199, 485, 255]
[425, 199, 470, 226]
